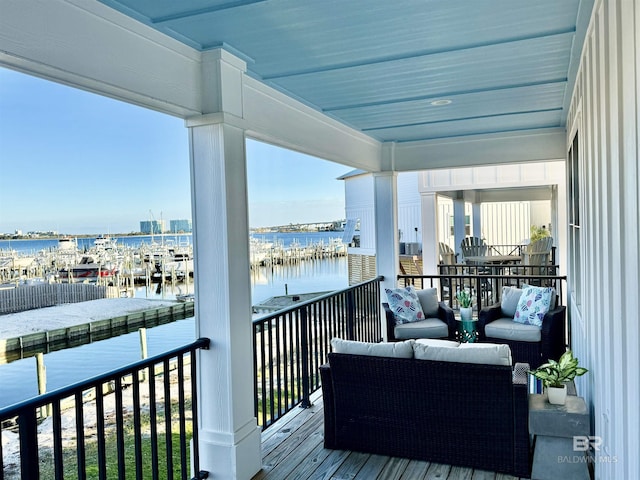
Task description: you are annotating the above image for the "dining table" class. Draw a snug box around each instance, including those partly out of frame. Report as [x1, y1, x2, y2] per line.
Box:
[463, 254, 522, 306]
[463, 254, 522, 265]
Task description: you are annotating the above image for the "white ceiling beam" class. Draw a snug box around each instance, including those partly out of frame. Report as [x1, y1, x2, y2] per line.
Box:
[393, 128, 566, 171]
[0, 0, 203, 117]
[242, 76, 382, 171]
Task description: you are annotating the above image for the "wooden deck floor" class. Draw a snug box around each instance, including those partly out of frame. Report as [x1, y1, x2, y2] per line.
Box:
[251, 391, 526, 480]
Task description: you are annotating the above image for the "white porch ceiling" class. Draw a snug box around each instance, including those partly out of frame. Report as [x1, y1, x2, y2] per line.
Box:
[97, 0, 593, 144]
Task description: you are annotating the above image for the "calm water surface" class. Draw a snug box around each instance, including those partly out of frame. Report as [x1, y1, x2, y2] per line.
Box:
[0, 232, 348, 408]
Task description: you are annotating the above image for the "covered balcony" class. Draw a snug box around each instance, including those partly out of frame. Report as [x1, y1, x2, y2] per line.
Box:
[1, 0, 638, 479]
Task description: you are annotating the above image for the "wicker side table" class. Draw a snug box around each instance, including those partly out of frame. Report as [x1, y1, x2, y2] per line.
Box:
[528, 394, 590, 480]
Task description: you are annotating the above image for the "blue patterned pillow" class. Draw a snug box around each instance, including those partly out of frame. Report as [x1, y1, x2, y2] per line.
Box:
[385, 285, 425, 324]
[513, 286, 553, 327]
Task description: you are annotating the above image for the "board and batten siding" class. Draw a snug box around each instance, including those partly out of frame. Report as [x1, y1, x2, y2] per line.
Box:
[566, 0, 639, 478]
[397, 172, 422, 247]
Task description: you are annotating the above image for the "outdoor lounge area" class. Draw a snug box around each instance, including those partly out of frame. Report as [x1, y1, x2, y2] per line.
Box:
[2, 0, 639, 478]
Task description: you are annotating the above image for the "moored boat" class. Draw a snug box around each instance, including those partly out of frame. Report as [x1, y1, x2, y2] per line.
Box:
[58, 255, 118, 283]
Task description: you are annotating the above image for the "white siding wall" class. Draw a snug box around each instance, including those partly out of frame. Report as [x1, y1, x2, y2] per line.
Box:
[438, 197, 454, 249]
[397, 172, 422, 247]
[480, 202, 531, 246]
[566, 1, 639, 477]
[344, 173, 376, 254]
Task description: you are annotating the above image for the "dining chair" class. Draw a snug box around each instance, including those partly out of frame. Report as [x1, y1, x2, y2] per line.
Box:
[515, 236, 554, 282]
[460, 237, 488, 264]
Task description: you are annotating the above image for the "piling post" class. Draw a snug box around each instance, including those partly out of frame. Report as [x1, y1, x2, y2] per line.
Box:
[36, 352, 51, 417]
[139, 327, 148, 381]
[138, 328, 147, 360]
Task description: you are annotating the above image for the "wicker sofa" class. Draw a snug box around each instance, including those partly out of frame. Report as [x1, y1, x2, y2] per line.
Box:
[320, 340, 531, 478]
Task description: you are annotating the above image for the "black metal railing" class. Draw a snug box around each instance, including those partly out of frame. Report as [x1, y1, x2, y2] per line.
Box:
[252, 276, 383, 430]
[399, 270, 566, 312]
[0, 338, 210, 480]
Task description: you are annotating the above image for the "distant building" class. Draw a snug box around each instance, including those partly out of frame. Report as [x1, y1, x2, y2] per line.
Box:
[169, 219, 192, 233]
[140, 220, 165, 234]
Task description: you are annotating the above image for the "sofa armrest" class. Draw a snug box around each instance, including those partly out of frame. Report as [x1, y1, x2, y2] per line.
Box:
[512, 363, 530, 385]
[319, 363, 336, 448]
[382, 302, 398, 342]
[438, 302, 457, 339]
[540, 305, 567, 362]
[512, 362, 531, 478]
[477, 302, 502, 339]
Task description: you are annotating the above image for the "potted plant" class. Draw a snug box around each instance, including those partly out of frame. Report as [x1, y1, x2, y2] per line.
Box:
[456, 289, 474, 321]
[529, 224, 551, 243]
[529, 350, 588, 405]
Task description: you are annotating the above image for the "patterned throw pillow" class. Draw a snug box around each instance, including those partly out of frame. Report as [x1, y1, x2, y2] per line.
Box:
[385, 285, 425, 324]
[513, 286, 554, 327]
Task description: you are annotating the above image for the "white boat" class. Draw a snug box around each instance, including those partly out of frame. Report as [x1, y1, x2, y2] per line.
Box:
[94, 235, 118, 250]
[57, 237, 77, 251]
[58, 255, 119, 283]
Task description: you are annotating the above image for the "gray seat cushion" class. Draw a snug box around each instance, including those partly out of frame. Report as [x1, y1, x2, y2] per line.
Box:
[485, 317, 542, 342]
[394, 318, 449, 340]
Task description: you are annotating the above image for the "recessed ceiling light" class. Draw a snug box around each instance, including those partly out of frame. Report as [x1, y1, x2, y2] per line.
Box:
[430, 99, 452, 106]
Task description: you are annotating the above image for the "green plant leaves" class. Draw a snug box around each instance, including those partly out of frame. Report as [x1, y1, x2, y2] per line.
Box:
[456, 289, 473, 308]
[528, 350, 588, 388]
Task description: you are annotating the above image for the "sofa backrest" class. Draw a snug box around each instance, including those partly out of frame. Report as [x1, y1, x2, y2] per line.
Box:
[331, 338, 512, 366]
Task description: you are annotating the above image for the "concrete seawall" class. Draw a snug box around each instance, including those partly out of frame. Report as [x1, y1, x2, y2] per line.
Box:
[0, 302, 194, 363]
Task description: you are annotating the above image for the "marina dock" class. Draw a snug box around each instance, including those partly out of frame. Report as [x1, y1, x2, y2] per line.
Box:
[0, 234, 347, 290]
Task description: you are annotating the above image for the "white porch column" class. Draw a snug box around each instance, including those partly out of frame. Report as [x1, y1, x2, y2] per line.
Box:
[188, 120, 261, 480]
[420, 192, 438, 275]
[471, 202, 482, 239]
[187, 49, 261, 480]
[453, 195, 466, 259]
[373, 171, 399, 294]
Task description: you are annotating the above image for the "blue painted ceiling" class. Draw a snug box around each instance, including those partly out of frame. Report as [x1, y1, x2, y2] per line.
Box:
[98, 0, 593, 143]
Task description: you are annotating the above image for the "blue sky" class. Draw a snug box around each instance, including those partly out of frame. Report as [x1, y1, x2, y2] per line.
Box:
[0, 68, 347, 234]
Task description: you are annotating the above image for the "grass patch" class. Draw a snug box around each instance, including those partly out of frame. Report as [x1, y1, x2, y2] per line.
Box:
[40, 422, 193, 480]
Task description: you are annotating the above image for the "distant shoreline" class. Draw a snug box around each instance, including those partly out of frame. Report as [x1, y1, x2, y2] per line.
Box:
[0, 232, 158, 241]
[0, 222, 346, 241]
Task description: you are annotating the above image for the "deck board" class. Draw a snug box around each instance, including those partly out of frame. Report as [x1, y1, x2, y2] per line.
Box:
[252, 393, 527, 480]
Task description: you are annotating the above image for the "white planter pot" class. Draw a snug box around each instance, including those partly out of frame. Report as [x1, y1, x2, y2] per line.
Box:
[460, 307, 473, 321]
[547, 385, 567, 405]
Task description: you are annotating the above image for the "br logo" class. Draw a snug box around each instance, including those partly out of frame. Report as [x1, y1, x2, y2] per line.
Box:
[573, 436, 602, 451]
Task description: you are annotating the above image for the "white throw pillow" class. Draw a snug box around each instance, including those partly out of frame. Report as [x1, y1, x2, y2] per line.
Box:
[513, 285, 554, 327]
[330, 338, 415, 358]
[385, 285, 425, 324]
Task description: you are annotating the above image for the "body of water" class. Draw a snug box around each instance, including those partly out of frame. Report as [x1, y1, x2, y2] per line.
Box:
[0, 231, 345, 255]
[0, 318, 195, 408]
[0, 231, 349, 408]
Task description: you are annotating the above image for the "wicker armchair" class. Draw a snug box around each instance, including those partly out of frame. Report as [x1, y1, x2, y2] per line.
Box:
[478, 301, 566, 368]
[383, 301, 456, 341]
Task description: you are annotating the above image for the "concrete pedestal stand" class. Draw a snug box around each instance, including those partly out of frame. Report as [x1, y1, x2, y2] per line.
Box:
[528, 394, 590, 480]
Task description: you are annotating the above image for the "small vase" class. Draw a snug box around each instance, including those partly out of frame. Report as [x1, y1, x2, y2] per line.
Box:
[547, 385, 567, 405]
[460, 306, 473, 321]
